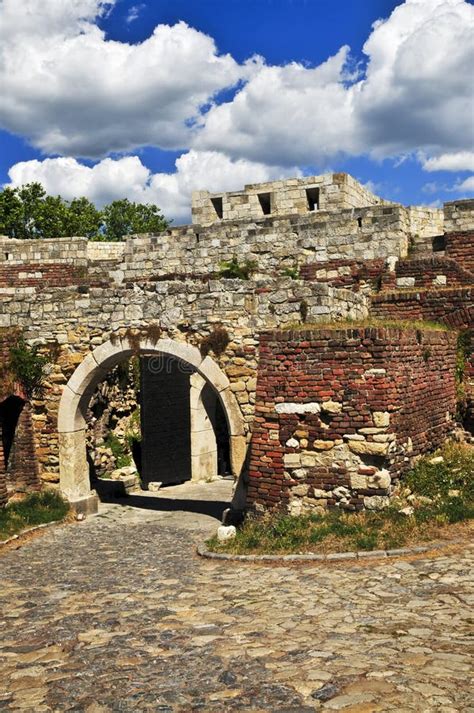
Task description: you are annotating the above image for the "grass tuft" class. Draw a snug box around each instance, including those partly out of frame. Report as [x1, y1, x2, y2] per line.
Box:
[208, 442, 473, 555]
[0, 490, 69, 542]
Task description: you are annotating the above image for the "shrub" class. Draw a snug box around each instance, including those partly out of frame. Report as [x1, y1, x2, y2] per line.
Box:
[218, 256, 257, 280]
[103, 432, 131, 468]
[9, 337, 48, 397]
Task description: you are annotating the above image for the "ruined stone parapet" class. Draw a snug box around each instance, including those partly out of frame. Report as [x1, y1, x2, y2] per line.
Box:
[444, 199, 474, 234]
[191, 172, 391, 226]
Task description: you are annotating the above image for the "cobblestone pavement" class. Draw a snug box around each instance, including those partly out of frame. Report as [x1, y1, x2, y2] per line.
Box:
[0, 480, 473, 712]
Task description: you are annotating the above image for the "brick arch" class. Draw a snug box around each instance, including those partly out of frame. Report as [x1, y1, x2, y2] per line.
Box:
[57, 337, 246, 515]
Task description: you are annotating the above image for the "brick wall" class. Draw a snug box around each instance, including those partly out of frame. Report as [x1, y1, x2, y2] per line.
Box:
[391, 256, 473, 289]
[445, 231, 474, 273]
[0, 263, 87, 288]
[371, 287, 474, 325]
[0, 330, 41, 502]
[4, 402, 41, 494]
[247, 327, 457, 515]
[300, 258, 388, 290]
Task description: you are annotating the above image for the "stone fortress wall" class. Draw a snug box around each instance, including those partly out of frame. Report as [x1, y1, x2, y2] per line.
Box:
[0, 174, 473, 514]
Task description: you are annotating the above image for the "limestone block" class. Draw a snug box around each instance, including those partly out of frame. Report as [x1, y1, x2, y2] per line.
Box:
[300, 453, 317, 467]
[373, 411, 390, 428]
[284, 453, 301, 467]
[350, 473, 368, 490]
[364, 495, 390, 510]
[58, 384, 94, 433]
[396, 277, 415, 287]
[191, 451, 217, 482]
[156, 339, 203, 370]
[321, 400, 342, 414]
[291, 484, 309, 497]
[368, 469, 391, 490]
[275, 402, 321, 415]
[92, 339, 130, 371]
[217, 525, 236, 542]
[312, 488, 328, 499]
[230, 435, 247, 476]
[220, 390, 245, 437]
[199, 356, 230, 392]
[348, 440, 389, 456]
[59, 429, 90, 500]
[313, 440, 335, 450]
[67, 352, 108, 396]
[288, 498, 303, 516]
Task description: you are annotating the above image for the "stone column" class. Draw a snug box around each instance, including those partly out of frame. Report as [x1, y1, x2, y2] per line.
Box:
[190, 373, 218, 482]
[59, 429, 98, 515]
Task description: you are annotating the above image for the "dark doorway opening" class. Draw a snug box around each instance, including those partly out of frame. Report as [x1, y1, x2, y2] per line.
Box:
[216, 397, 231, 476]
[0, 396, 25, 472]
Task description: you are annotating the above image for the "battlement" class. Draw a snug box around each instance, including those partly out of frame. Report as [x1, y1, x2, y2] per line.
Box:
[191, 172, 391, 226]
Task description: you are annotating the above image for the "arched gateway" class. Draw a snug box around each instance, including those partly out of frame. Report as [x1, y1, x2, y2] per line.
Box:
[58, 336, 247, 515]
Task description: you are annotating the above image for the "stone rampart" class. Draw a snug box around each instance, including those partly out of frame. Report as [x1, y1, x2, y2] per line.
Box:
[1, 175, 473, 514]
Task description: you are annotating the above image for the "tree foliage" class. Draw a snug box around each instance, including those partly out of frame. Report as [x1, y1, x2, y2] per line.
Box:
[0, 183, 169, 241]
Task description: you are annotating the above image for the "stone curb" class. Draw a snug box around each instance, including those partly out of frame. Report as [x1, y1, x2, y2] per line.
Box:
[0, 519, 64, 548]
[197, 540, 458, 563]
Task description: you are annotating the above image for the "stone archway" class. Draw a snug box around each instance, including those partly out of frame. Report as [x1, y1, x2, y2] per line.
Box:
[58, 337, 246, 515]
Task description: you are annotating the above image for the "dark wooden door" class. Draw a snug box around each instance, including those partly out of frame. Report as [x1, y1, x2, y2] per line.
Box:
[140, 356, 192, 487]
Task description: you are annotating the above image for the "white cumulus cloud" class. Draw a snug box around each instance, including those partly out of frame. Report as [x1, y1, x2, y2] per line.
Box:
[0, 0, 244, 157]
[6, 152, 300, 224]
[421, 151, 474, 172]
[452, 176, 474, 193]
[196, 0, 474, 168]
[1, 0, 473, 210]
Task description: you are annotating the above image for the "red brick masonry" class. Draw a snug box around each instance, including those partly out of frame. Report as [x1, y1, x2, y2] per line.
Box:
[247, 327, 457, 514]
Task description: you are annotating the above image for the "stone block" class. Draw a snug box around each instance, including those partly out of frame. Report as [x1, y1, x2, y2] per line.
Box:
[348, 440, 389, 456]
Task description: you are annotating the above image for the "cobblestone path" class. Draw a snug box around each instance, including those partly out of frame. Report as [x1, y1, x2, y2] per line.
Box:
[0, 482, 473, 712]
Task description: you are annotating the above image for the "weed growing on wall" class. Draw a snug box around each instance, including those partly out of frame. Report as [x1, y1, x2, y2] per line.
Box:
[218, 256, 257, 279]
[9, 337, 48, 398]
[282, 266, 300, 279]
[200, 327, 230, 357]
[103, 433, 132, 469]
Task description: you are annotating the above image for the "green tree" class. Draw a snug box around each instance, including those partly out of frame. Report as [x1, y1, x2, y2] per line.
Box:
[36, 195, 70, 238]
[64, 197, 102, 239]
[100, 199, 168, 241]
[0, 184, 169, 240]
[0, 186, 23, 238]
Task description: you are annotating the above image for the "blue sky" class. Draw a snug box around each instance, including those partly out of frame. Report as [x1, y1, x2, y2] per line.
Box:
[0, 0, 473, 223]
